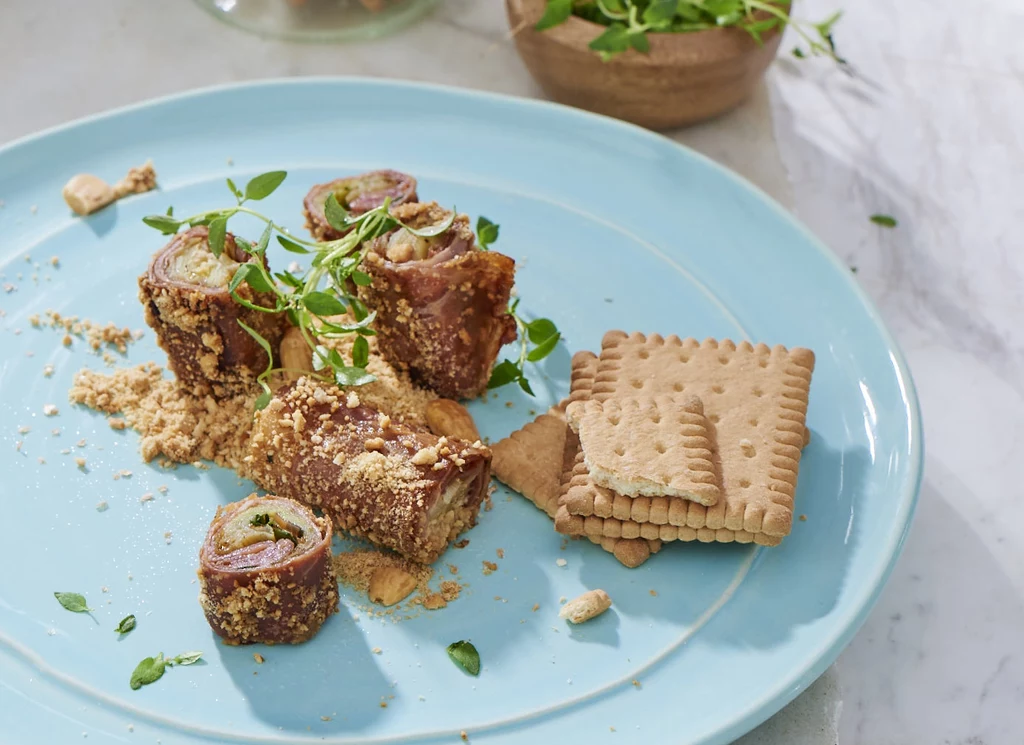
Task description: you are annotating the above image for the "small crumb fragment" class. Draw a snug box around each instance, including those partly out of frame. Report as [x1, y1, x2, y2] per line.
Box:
[253, 653, 264, 664]
[454, 539, 470, 549]
[379, 702, 388, 709]
[108, 417, 127, 430]
[364, 437, 386, 452]
[43, 404, 59, 416]
[75, 457, 87, 469]
[418, 695, 426, 701]
[38, 457, 46, 464]
[346, 392, 360, 409]
[531, 603, 540, 612]
[96, 501, 109, 512]
[632, 679, 641, 689]
[120, 469, 132, 478]
[371, 647, 382, 655]
[163, 531, 173, 544]
[799, 514, 807, 522]
[496, 548, 504, 559]
[43, 364, 55, 377]
[555, 558, 567, 568]
[447, 564, 458, 575]
[101, 587, 109, 593]
[140, 493, 154, 503]
[157, 485, 168, 494]
[320, 716, 331, 722]
[482, 561, 498, 576]
[17, 425, 30, 434]
[649, 589, 658, 597]
[51, 428, 60, 436]
[62, 334, 72, 346]
[460, 732, 468, 742]
[559, 596, 567, 604]
[50, 257, 60, 267]
[127, 724, 134, 732]
[76, 439, 87, 448]
[610, 726, 616, 732]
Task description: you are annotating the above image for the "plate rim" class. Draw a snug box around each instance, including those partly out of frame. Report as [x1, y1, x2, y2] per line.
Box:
[0, 76, 924, 744]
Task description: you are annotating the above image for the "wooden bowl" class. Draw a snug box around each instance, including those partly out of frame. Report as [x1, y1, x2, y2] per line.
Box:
[506, 0, 783, 130]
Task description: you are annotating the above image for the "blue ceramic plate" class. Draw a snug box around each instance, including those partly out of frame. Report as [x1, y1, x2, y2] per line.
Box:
[0, 79, 921, 745]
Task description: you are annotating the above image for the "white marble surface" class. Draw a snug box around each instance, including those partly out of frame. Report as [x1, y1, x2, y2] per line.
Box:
[4, 1, 1021, 743]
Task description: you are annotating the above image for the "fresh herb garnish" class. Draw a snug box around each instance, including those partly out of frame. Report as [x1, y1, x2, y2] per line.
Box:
[115, 615, 137, 634]
[143, 171, 453, 410]
[130, 651, 204, 690]
[478, 220, 561, 396]
[476, 216, 499, 251]
[54, 592, 92, 613]
[870, 214, 898, 228]
[536, 0, 847, 67]
[446, 640, 480, 676]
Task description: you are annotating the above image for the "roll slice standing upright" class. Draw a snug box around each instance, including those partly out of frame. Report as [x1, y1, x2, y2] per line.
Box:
[139, 226, 287, 398]
[303, 169, 418, 241]
[358, 202, 517, 399]
[197, 494, 339, 645]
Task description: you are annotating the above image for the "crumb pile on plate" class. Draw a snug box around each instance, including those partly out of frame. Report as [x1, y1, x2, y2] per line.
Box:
[494, 332, 815, 567]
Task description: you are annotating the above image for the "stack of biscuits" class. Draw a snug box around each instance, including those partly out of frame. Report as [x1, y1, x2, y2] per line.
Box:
[492, 331, 815, 568]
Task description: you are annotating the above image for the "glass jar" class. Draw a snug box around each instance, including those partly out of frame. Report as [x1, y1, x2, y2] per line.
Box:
[193, 0, 439, 43]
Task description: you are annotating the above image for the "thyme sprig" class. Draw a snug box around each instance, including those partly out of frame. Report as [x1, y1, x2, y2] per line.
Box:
[143, 172, 450, 409]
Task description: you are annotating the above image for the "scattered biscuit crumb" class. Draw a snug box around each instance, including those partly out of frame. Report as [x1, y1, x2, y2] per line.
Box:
[96, 501, 108, 512]
[108, 417, 127, 430]
[379, 702, 388, 709]
[460, 732, 468, 742]
[50, 257, 59, 267]
[632, 679, 641, 689]
[372, 647, 382, 655]
[531, 603, 540, 612]
[140, 493, 154, 503]
[454, 539, 470, 549]
[799, 514, 807, 522]
[17, 425, 30, 434]
[253, 653, 264, 664]
[157, 485, 168, 494]
[610, 726, 616, 732]
[447, 563, 458, 575]
[76, 439, 86, 447]
[43, 404, 59, 416]
[496, 548, 504, 559]
[560, 589, 612, 624]
[482, 561, 498, 576]
[559, 596, 567, 604]
[75, 457, 87, 469]
[649, 589, 658, 597]
[320, 716, 331, 722]
[556, 558, 567, 568]
[51, 428, 60, 436]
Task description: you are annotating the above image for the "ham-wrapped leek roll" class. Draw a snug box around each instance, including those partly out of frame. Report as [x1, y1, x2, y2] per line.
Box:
[247, 377, 491, 564]
[197, 494, 338, 645]
[138, 226, 287, 398]
[358, 202, 517, 399]
[303, 169, 418, 241]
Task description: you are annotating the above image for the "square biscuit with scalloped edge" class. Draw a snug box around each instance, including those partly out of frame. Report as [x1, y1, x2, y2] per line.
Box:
[591, 332, 815, 539]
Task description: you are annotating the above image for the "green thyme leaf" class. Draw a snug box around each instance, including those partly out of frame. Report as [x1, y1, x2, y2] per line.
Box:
[54, 592, 92, 613]
[526, 318, 558, 345]
[142, 214, 182, 235]
[303, 291, 348, 317]
[535, 0, 573, 31]
[352, 336, 370, 369]
[588, 22, 631, 60]
[255, 390, 272, 411]
[115, 615, 137, 634]
[643, 0, 676, 27]
[446, 640, 480, 676]
[275, 271, 303, 289]
[518, 376, 535, 396]
[324, 193, 349, 232]
[207, 216, 227, 258]
[628, 31, 650, 53]
[527, 332, 561, 362]
[255, 223, 273, 255]
[870, 214, 898, 228]
[487, 360, 521, 390]
[171, 651, 204, 666]
[226, 178, 242, 200]
[237, 319, 274, 365]
[792, 47, 806, 58]
[244, 171, 287, 201]
[334, 366, 376, 388]
[351, 270, 373, 287]
[277, 235, 311, 254]
[231, 263, 276, 295]
[476, 217, 499, 250]
[130, 654, 166, 690]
